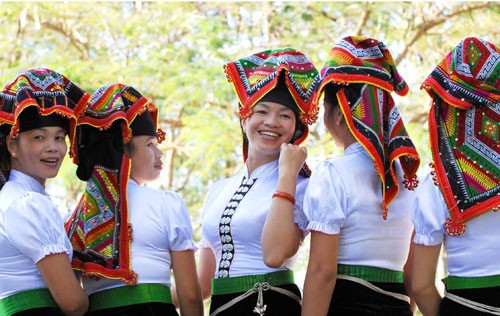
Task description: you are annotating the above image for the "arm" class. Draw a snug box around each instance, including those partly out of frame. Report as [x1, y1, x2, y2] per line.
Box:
[261, 143, 306, 268]
[171, 250, 203, 316]
[403, 230, 417, 315]
[302, 231, 339, 316]
[37, 253, 88, 316]
[411, 243, 442, 316]
[198, 246, 217, 301]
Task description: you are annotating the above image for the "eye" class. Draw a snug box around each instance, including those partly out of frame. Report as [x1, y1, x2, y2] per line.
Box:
[33, 134, 44, 140]
[55, 135, 66, 141]
[280, 113, 293, 119]
[254, 109, 267, 115]
[147, 142, 158, 147]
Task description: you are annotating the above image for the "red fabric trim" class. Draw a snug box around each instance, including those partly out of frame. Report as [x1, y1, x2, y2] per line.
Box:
[320, 73, 395, 94]
[69, 156, 137, 285]
[423, 78, 473, 110]
[429, 107, 500, 225]
[337, 89, 389, 216]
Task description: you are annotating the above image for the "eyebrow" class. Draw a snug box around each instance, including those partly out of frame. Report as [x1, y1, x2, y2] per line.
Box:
[33, 127, 67, 133]
[255, 102, 293, 112]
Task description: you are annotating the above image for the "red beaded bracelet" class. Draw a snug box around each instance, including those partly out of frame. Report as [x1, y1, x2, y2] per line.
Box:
[272, 191, 295, 205]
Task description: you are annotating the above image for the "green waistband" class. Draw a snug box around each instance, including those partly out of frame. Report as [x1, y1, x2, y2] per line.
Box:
[89, 283, 173, 312]
[337, 264, 403, 283]
[444, 275, 500, 290]
[212, 270, 294, 295]
[0, 288, 57, 316]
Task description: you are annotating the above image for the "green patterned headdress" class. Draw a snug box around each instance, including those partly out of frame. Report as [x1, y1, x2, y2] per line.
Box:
[423, 37, 500, 236]
[317, 36, 420, 219]
[0, 68, 90, 184]
[66, 83, 162, 285]
[224, 48, 320, 169]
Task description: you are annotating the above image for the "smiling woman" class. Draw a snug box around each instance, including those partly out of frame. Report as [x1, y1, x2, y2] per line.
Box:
[197, 48, 320, 316]
[0, 68, 90, 316]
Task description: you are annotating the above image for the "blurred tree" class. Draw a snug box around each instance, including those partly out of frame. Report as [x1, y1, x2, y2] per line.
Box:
[0, 1, 498, 234]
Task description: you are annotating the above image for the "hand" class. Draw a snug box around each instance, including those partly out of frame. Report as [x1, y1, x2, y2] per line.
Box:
[278, 143, 307, 177]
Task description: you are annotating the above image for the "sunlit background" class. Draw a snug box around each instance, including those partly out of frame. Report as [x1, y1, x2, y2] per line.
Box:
[1, 1, 498, 314]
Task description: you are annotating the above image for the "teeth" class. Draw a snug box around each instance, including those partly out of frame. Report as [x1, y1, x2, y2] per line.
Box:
[260, 131, 279, 137]
[43, 159, 57, 163]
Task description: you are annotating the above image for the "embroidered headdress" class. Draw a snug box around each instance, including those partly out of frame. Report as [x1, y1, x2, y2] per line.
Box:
[223, 47, 320, 176]
[317, 36, 420, 219]
[66, 83, 163, 285]
[0, 68, 90, 185]
[423, 37, 500, 236]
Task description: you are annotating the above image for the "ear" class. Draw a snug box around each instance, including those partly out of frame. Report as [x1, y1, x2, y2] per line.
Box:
[335, 107, 344, 126]
[241, 118, 248, 134]
[6, 135, 17, 157]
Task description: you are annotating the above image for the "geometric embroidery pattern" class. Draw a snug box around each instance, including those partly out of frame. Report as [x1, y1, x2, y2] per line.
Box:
[317, 36, 420, 219]
[217, 176, 257, 278]
[423, 37, 500, 235]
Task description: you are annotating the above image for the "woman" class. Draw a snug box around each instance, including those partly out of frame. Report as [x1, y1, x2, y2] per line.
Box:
[412, 37, 500, 315]
[301, 36, 420, 315]
[198, 48, 320, 315]
[65, 83, 203, 315]
[0, 68, 89, 316]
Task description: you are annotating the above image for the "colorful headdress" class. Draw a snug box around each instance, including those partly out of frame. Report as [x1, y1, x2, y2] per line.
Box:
[317, 36, 420, 219]
[0, 68, 90, 183]
[223, 47, 320, 175]
[66, 83, 162, 285]
[423, 37, 500, 236]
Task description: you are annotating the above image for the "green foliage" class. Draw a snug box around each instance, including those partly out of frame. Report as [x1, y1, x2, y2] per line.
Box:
[0, 1, 498, 230]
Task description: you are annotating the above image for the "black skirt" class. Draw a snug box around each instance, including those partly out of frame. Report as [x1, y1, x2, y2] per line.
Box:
[85, 302, 178, 316]
[440, 286, 500, 316]
[328, 278, 412, 316]
[209, 283, 301, 316]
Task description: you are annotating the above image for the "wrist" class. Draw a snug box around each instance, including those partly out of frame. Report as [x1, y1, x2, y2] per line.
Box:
[272, 191, 295, 205]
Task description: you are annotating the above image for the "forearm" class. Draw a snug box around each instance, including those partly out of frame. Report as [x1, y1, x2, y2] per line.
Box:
[302, 271, 336, 316]
[178, 295, 204, 316]
[262, 172, 301, 267]
[414, 286, 441, 316]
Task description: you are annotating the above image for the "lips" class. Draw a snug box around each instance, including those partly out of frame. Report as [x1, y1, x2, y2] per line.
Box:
[41, 158, 59, 164]
[259, 130, 281, 138]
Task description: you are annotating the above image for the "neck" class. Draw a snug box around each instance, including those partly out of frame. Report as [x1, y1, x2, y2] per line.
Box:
[246, 154, 277, 176]
[343, 135, 357, 150]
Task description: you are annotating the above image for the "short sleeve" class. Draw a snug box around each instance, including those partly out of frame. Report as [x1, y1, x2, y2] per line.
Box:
[162, 191, 197, 252]
[304, 161, 346, 235]
[293, 176, 309, 233]
[5, 192, 71, 264]
[412, 173, 447, 246]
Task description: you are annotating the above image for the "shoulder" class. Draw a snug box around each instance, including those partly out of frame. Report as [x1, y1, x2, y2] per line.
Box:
[8, 191, 55, 213]
[206, 175, 239, 197]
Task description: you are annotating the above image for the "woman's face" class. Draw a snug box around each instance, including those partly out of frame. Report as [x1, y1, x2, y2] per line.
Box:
[8, 126, 67, 186]
[242, 101, 296, 162]
[127, 135, 163, 185]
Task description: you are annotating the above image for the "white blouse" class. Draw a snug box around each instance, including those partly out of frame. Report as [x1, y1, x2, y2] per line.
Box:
[304, 143, 415, 271]
[413, 172, 500, 277]
[83, 179, 196, 294]
[0, 170, 72, 299]
[201, 159, 309, 278]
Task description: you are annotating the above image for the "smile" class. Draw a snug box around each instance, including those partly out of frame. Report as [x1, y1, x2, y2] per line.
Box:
[41, 158, 58, 163]
[259, 131, 280, 137]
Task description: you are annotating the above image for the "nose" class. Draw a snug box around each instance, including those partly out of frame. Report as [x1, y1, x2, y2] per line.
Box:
[154, 146, 162, 158]
[46, 139, 60, 152]
[263, 113, 279, 127]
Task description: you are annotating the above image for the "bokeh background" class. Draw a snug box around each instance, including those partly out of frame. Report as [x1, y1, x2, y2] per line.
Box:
[1, 1, 499, 314]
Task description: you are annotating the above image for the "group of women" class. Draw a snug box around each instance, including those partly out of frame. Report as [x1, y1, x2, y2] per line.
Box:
[0, 35, 499, 316]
